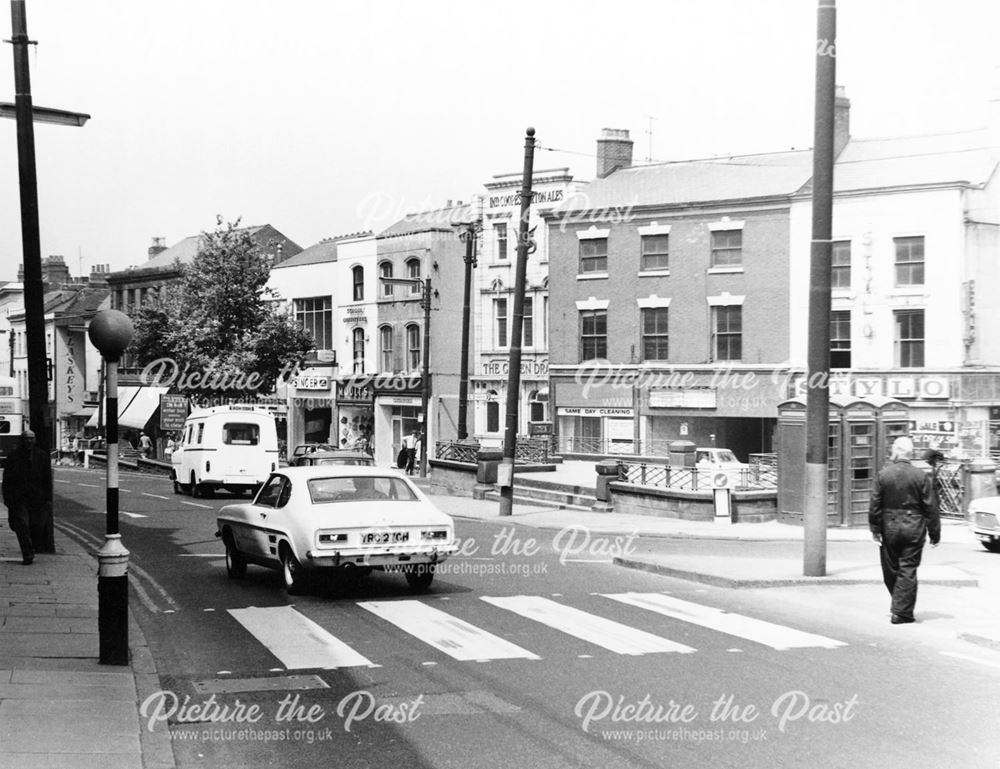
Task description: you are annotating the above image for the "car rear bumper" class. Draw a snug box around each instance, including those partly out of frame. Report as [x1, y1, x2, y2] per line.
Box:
[305, 544, 458, 567]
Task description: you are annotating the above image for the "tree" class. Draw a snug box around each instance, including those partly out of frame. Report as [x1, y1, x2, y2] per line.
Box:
[129, 217, 315, 401]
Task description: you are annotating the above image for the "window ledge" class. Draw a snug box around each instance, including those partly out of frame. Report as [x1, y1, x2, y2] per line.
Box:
[577, 273, 609, 281]
[639, 270, 670, 277]
[488, 262, 511, 268]
[707, 266, 744, 275]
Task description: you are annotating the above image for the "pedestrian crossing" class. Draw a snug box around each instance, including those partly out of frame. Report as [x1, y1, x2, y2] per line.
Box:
[224, 593, 845, 671]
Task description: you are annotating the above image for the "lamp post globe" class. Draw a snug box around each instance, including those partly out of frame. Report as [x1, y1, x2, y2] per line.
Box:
[88, 310, 134, 361]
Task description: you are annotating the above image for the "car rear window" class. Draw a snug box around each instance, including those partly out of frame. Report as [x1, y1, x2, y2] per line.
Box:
[224, 423, 260, 445]
[308, 476, 418, 504]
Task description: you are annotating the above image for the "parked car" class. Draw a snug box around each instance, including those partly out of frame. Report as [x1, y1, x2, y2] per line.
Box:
[694, 447, 749, 487]
[968, 495, 1000, 552]
[288, 443, 335, 466]
[215, 466, 458, 594]
[296, 449, 374, 467]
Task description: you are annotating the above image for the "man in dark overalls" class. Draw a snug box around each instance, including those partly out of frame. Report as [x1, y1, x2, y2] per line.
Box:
[869, 436, 940, 624]
[3, 429, 52, 565]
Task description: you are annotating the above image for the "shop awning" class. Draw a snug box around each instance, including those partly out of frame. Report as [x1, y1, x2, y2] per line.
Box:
[86, 386, 169, 430]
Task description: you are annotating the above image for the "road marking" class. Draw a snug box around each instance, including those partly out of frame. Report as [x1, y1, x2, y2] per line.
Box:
[55, 479, 71, 484]
[78, 483, 99, 488]
[358, 600, 540, 661]
[179, 553, 224, 558]
[601, 593, 846, 650]
[481, 596, 694, 656]
[181, 501, 213, 509]
[941, 651, 1000, 670]
[229, 606, 375, 670]
[121, 511, 148, 519]
[142, 492, 169, 500]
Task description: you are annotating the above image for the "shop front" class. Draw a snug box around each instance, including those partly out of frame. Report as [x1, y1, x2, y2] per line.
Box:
[473, 353, 549, 445]
[336, 376, 375, 454]
[286, 366, 336, 451]
[371, 376, 424, 468]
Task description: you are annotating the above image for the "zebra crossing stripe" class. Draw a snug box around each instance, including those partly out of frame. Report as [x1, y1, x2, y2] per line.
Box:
[481, 596, 695, 655]
[358, 600, 540, 661]
[601, 593, 846, 650]
[228, 607, 374, 669]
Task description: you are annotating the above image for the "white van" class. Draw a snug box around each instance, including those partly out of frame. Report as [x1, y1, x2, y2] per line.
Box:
[171, 405, 279, 497]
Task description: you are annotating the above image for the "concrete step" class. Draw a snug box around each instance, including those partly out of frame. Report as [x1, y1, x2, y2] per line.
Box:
[482, 489, 596, 513]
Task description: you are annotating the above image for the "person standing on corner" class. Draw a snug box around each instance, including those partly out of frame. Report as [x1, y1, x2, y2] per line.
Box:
[2, 429, 52, 565]
[869, 436, 941, 624]
[402, 429, 419, 475]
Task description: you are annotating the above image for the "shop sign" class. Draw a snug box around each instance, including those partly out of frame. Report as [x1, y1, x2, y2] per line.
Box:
[528, 421, 553, 436]
[292, 374, 331, 391]
[557, 407, 634, 417]
[792, 374, 950, 400]
[486, 189, 564, 210]
[649, 388, 716, 409]
[337, 380, 374, 403]
[380, 395, 421, 406]
[343, 306, 368, 325]
[159, 394, 189, 431]
[480, 356, 549, 378]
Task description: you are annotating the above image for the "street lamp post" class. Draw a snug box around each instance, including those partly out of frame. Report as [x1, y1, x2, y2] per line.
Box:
[88, 310, 134, 666]
[455, 218, 480, 441]
[3, 0, 90, 553]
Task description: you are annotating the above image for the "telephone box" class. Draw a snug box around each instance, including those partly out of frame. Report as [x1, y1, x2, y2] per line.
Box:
[777, 394, 909, 526]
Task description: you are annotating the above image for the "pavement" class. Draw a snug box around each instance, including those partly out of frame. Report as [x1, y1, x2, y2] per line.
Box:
[1, 471, 997, 768]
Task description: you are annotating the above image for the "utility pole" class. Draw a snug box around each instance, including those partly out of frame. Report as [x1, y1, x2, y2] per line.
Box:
[498, 127, 536, 517]
[804, 0, 837, 576]
[456, 215, 480, 441]
[419, 277, 431, 478]
[5, 0, 90, 552]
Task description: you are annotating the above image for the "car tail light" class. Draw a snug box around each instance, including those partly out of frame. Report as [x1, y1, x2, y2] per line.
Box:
[318, 533, 348, 543]
[205, 460, 211, 472]
[421, 530, 449, 541]
[271, 462, 276, 471]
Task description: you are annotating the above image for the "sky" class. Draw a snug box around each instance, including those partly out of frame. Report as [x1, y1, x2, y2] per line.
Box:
[0, 0, 997, 278]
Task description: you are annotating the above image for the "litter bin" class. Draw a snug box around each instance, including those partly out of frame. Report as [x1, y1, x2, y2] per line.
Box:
[668, 440, 696, 468]
[476, 448, 504, 485]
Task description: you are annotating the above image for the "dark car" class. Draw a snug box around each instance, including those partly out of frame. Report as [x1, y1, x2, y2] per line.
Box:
[288, 443, 335, 466]
[297, 449, 374, 467]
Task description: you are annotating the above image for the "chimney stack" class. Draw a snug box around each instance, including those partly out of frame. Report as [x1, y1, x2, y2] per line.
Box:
[596, 128, 634, 179]
[148, 237, 167, 260]
[89, 264, 109, 286]
[834, 86, 850, 156]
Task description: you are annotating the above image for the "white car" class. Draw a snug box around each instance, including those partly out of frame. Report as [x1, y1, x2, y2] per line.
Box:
[968, 495, 1000, 553]
[694, 447, 750, 487]
[215, 466, 458, 594]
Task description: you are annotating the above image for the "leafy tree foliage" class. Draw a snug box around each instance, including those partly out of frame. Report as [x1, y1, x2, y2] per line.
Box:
[128, 217, 315, 399]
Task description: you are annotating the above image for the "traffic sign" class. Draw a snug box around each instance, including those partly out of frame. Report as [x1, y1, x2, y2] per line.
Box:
[712, 471, 730, 489]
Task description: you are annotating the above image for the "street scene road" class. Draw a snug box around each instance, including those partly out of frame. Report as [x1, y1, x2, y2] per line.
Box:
[46, 466, 1000, 769]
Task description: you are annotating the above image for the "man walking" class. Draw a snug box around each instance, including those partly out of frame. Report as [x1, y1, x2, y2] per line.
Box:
[869, 436, 940, 624]
[2, 429, 52, 565]
[402, 429, 420, 475]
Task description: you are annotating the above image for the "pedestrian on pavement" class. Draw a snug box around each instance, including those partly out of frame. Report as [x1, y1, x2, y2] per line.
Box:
[869, 436, 940, 624]
[2, 429, 52, 565]
[139, 431, 153, 458]
[402, 429, 420, 475]
[922, 448, 945, 510]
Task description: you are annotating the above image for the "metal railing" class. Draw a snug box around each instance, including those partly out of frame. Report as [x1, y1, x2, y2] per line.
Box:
[434, 437, 550, 464]
[555, 436, 673, 457]
[617, 460, 778, 491]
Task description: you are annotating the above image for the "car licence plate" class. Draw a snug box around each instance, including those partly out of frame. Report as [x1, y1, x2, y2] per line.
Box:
[362, 531, 409, 545]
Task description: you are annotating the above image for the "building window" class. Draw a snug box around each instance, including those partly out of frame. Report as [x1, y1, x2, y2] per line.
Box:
[486, 394, 500, 432]
[831, 241, 850, 289]
[895, 309, 924, 368]
[352, 327, 365, 374]
[830, 310, 851, 368]
[379, 262, 394, 297]
[406, 323, 421, 371]
[352, 265, 364, 301]
[494, 298, 508, 348]
[640, 234, 669, 271]
[496, 223, 508, 260]
[580, 309, 607, 361]
[522, 297, 533, 347]
[579, 238, 608, 273]
[542, 296, 548, 348]
[293, 296, 332, 351]
[641, 307, 669, 361]
[406, 257, 421, 295]
[710, 230, 742, 268]
[712, 305, 742, 361]
[379, 325, 393, 372]
[894, 236, 924, 286]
